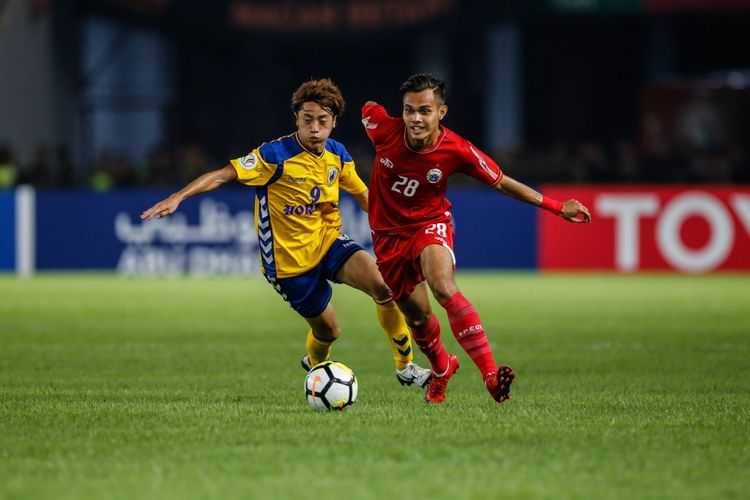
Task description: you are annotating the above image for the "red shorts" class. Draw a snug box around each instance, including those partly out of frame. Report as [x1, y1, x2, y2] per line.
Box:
[372, 221, 456, 301]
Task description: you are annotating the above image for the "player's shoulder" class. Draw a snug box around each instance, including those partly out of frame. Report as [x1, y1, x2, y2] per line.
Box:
[324, 137, 352, 161]
[438, 126, 474, 156]
[257, 133, 304, 164]
[441, 125, 468, 146]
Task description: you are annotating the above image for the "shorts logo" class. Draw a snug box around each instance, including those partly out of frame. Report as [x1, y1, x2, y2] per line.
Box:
[426, 168, 443, 183]
[239, 153, 258, 170]
[327, 167, 339, 186]
[380, 157, 394, 169]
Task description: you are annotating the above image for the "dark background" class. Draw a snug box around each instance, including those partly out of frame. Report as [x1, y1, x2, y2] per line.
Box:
[2, 0, 749, 188]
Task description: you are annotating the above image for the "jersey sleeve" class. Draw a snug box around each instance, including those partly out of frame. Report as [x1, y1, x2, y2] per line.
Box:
[338, 148, 367, 195]
[361, 103, 401, 147]
[460, 141, 504, 187]
[229, 147, 279, 186]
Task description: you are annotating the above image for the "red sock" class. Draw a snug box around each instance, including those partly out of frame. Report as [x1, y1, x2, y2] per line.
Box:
[441, 291, 496, 380]
[409, 313, 449, 374]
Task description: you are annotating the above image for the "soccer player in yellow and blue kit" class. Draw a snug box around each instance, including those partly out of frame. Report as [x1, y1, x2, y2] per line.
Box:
[141, 79, 431, 388]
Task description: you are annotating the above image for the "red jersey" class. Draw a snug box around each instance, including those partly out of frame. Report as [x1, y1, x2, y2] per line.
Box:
[361, 103, 504, 235]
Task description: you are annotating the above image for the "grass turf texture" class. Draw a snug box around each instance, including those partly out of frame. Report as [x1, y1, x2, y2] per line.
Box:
[1, 273, 748, 499]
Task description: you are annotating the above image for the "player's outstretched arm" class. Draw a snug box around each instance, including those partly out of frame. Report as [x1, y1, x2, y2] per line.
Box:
[495, 175, 591, 223]
[351, 189, 369, 212]
[140, 165, 238, 220]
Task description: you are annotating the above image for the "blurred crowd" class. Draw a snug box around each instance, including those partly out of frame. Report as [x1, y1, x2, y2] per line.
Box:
[488, 140, 749, 185]
[0, 139, 748, 191]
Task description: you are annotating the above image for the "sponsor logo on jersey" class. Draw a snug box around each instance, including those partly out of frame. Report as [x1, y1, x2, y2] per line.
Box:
[380, 157, 394, 169]
[239, 153, 258, 170]
[361, 116, 378, 129]
[426, 168, 443, 183]
[286, 175, 307, 183]
[327, 167, 339, 186]
[283, 204, 316, 216]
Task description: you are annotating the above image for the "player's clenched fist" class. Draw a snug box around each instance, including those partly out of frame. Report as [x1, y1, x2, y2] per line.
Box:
[561, 199, 591, 223]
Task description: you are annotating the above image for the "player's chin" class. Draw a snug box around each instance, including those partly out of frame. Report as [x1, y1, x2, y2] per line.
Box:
[407, 130, 426, 142]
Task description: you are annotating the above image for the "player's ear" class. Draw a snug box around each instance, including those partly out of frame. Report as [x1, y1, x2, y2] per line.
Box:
[439, 104, 448, 120]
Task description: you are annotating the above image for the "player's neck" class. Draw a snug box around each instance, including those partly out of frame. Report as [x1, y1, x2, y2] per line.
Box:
[407, 128, 442, 151]
[296, 134, 325, 156]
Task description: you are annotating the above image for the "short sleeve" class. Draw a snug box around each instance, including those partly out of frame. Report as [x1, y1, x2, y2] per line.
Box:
[229, 147, 279, 186]
[460, 141, 504, 187]
[361, 103, 402, 147]
[340, 158, 367, 195]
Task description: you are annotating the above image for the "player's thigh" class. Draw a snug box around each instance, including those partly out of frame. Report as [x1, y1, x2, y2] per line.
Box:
[304, 303, 341, 342]
[419, 244, 458, 303]
[372, 232, 421, 302]
[396, 281, 433, 328]
[333, 250, 390, 301]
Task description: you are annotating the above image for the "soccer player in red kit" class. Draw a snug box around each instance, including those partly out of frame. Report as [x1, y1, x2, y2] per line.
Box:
[361, 74, 591, 403]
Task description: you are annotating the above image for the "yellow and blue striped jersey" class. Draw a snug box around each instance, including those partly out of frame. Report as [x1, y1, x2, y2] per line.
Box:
[230, 133, 367, 278]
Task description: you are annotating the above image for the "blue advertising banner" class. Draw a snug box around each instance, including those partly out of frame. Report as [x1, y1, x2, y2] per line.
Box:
[33, 188, 373, 275]
[449, 189, 537, 269]
[28, 188, 537, 273]
[0, 192, 14, 270]
[36, 189, 257, 273]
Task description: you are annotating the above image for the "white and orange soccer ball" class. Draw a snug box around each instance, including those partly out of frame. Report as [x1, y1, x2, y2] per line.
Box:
[304, 361, 358, 411]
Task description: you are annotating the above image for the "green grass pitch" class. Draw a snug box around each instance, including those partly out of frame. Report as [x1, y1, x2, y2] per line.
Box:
[1, 273, 748, 499]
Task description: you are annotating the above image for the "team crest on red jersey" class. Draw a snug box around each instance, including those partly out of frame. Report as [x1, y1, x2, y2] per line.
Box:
[426, 168, 443, 183]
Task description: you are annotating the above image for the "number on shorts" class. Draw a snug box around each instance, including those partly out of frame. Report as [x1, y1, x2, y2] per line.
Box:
[424, 223, 447, 237]
[391, 175, 420, 197]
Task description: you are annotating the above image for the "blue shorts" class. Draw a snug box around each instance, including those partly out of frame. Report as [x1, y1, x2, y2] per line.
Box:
[264, 234, 364, 318]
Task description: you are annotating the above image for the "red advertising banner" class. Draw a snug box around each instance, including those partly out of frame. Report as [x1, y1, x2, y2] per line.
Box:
[539, 185, 750, 273]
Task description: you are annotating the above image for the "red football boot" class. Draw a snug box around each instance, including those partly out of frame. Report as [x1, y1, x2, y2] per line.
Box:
[485, 364, 515, 403]
[425, 354, 459, 404]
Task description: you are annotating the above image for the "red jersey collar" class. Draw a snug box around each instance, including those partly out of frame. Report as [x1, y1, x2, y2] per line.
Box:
[403, 126, 446, 155]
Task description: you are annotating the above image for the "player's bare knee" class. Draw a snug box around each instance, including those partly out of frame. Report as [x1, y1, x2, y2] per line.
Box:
[404, 312, 431, 330]
[429, 279, 458, 304]
[370, 282, 392, 303]
[313, 325, 340, 342]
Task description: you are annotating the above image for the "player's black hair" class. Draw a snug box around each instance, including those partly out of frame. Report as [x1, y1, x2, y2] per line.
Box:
[399, 74, 447, 102]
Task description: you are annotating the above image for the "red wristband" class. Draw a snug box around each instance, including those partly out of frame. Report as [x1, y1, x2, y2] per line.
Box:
[540, 196, 563, 214]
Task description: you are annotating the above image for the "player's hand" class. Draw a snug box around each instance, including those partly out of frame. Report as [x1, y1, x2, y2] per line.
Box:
[560, 199, 591, 223]
[141, 195, 181, 220]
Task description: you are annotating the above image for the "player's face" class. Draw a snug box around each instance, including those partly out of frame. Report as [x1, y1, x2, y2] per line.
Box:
[295, 102, 336, 154]
[402, 89, 447, 148]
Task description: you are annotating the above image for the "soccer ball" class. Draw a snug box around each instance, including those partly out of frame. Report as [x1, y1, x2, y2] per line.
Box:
[304, 361, 358, 411]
